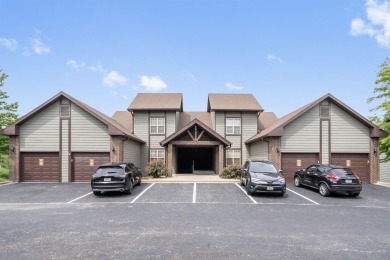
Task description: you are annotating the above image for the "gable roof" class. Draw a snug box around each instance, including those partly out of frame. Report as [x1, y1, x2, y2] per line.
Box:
[258, 112, 278, 131]
[128, 93, 183, 111]
[112, 111, 133, 131]
[160, 118, 231, 147]
[246, 93, 386, 144]
[1, 92, 145, 143]
[178, 112, 213, 129]
[207, 94, 263, 112]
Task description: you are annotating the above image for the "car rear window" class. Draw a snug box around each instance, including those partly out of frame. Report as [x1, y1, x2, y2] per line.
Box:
[249, 162, 277, 173]
[330, 168, 354, 177]
[96, 166, 124, 175]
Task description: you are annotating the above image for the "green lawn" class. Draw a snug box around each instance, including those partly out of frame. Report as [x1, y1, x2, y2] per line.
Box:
[0, 168, 9, 182]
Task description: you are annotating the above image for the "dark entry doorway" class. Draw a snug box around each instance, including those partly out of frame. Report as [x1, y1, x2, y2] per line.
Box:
[177, 147, 214, 173]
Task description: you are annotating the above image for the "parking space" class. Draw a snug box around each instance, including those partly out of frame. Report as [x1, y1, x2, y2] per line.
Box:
[1, 182, 390, 208]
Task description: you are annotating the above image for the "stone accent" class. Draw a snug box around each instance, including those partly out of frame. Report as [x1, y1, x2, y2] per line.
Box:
[110, 136, 124, 162]
[268, 137, 282, 170]
[370, 137, 380, 184]
[167, 144, 173, 177]
[218, 145, 224, 175]
[8, 136, 20, 182]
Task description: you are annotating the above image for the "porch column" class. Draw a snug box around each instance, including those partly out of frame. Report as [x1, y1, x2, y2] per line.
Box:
[218, 144, 224, 175]
[167, 144, 173, 177]
[370, 137, 380, 184]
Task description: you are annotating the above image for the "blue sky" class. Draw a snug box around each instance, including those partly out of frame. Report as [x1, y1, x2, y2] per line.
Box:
[1, 0, 390, 119]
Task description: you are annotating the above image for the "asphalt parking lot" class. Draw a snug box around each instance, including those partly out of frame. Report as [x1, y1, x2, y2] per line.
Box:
[1, 181, 390, 259]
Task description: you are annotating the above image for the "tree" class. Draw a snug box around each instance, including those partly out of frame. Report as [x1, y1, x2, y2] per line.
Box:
[368, 58, 390, 162]
[0, 70, 18, 155]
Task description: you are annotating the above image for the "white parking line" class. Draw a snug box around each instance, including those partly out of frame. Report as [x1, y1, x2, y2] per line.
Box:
[235, 183, 257, 204]
[287, 188, 320, 205]
[131, 183, 155, 203]
[193, 183, 197, 203]
[67, 192, 92, 204]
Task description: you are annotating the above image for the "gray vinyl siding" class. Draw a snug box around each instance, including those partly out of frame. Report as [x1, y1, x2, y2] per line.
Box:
[226, 112, 241, 117]
[321, 120, 329, 164]
[242, 112, 258, 163]
[166, 112, 176, 136]
[71, 104, 110, 152]
[250, 141, 268, 160]
[61, 121, 69, 182]
[380, 154, 390, 183]
[150, 135, 164, 149]
[282, 105, 320, 152]
[215, 112, 225, 136]
[133, 112, 149, 173]
[227, 136, 241, 149]
[123, 140, 141, 168]
[20, 101, 60, 152]
[211, 111, 215, 130]
[331, 104, 370, 153]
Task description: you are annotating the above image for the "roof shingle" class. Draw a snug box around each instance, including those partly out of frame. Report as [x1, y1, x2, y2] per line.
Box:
[128, 93, 183, 111]
[207, 94, 263, 112]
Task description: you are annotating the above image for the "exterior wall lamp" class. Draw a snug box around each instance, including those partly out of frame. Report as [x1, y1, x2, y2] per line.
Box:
[112, 147, 116, 153]
[11, 146, 15, 153]
[276, 148, 280, 153]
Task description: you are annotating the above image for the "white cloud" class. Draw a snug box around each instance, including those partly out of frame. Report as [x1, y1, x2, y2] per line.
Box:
[184, 72, 198, 82]
[226, 82, 244, 90]
[66, 59, 86, 70]
[31, 28, 51, 55]
[350, 0, 390, 48]
[139, 75, 167, 92]
[88, 64, 106, 73]
[0, 38, 17, 51]
[103, 71, 128, 87]
[266, 54, 283, 63]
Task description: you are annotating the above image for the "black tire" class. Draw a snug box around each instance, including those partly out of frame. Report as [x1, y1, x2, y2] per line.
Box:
[349, 192, 360, 197]
[294, 176, 301, 187]
[246, 180, 253, 195]
[93, 191, 101, 196]
[136, 176, 142, 186]
[124, 180, 133, 195]
[319, 183, 330, 197]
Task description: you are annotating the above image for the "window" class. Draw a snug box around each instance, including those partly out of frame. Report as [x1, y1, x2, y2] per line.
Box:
[150, 149, 165, 161]
[226, 149, 241, 165]
[150, 117, 165, 134]
[226, 118, 241, 135]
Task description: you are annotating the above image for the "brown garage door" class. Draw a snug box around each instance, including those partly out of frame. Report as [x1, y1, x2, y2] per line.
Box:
[72, 152, 110, 182]
[21, 153, 60, 182]
[281, 153, 319, 181]
[331, 153, 369, 183]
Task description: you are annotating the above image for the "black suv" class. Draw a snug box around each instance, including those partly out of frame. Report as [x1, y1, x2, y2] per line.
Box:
[240, 160, 286, 196]
[91, 162, 142, 196]
[294, 164, 362, 197]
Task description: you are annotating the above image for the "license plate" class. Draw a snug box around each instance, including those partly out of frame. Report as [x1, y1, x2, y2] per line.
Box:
[104, 178, 111, 182]
[267, 187, 274, 191]
[345, 179, 352, 184]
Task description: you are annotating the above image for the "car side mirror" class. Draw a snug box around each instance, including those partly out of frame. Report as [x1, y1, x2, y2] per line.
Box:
[279, 170, 283, 175]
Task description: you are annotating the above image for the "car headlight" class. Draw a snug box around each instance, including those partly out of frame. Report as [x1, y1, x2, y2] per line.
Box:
[277, 178, 285, 184]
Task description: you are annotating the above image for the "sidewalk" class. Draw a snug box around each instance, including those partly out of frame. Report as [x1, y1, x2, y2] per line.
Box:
[143, 174, 240, 183]
[375, 181, 390, 188]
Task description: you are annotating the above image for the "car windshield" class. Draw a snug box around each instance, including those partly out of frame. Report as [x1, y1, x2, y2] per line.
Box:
[249, 162, 278, 174]
[95, 166, 124, 175]
[330, 168, 355, 177]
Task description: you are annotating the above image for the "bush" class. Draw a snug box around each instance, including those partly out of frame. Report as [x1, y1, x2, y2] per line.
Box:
[144, 160, 168, 178]
[0, 168, 9, 182]
[220, 163, 242, 179]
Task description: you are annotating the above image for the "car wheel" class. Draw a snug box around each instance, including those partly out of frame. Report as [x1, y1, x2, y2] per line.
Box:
[246, 180, 253, 195]
[294, 176, 301, 187]
[349, 192, 360, 197]
[124, 179, 133, 195]
[319, 183, 330, 197]
[136, 176, 142, 186]
[93, 191, 101, 196]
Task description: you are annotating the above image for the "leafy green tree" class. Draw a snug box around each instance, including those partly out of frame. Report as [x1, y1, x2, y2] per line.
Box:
[368, 58, 390, 162]
[0, 70, 18, 155]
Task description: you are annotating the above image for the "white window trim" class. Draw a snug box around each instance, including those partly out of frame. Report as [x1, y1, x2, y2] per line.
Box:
[150, 117, 165, 134]
[150, 149, 166, 161]
[226, 118, 241, 135]
[226, 149, 241, 166]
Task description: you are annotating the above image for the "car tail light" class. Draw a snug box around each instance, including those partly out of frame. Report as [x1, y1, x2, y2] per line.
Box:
[355, 175, 360, 180]
[328, 173, 338, 181]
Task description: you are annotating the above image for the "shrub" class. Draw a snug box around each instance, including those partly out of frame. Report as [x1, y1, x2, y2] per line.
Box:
[220, 163, 242, 179]
[145, 160, 168, 178]
[0, 168, 9, 182]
